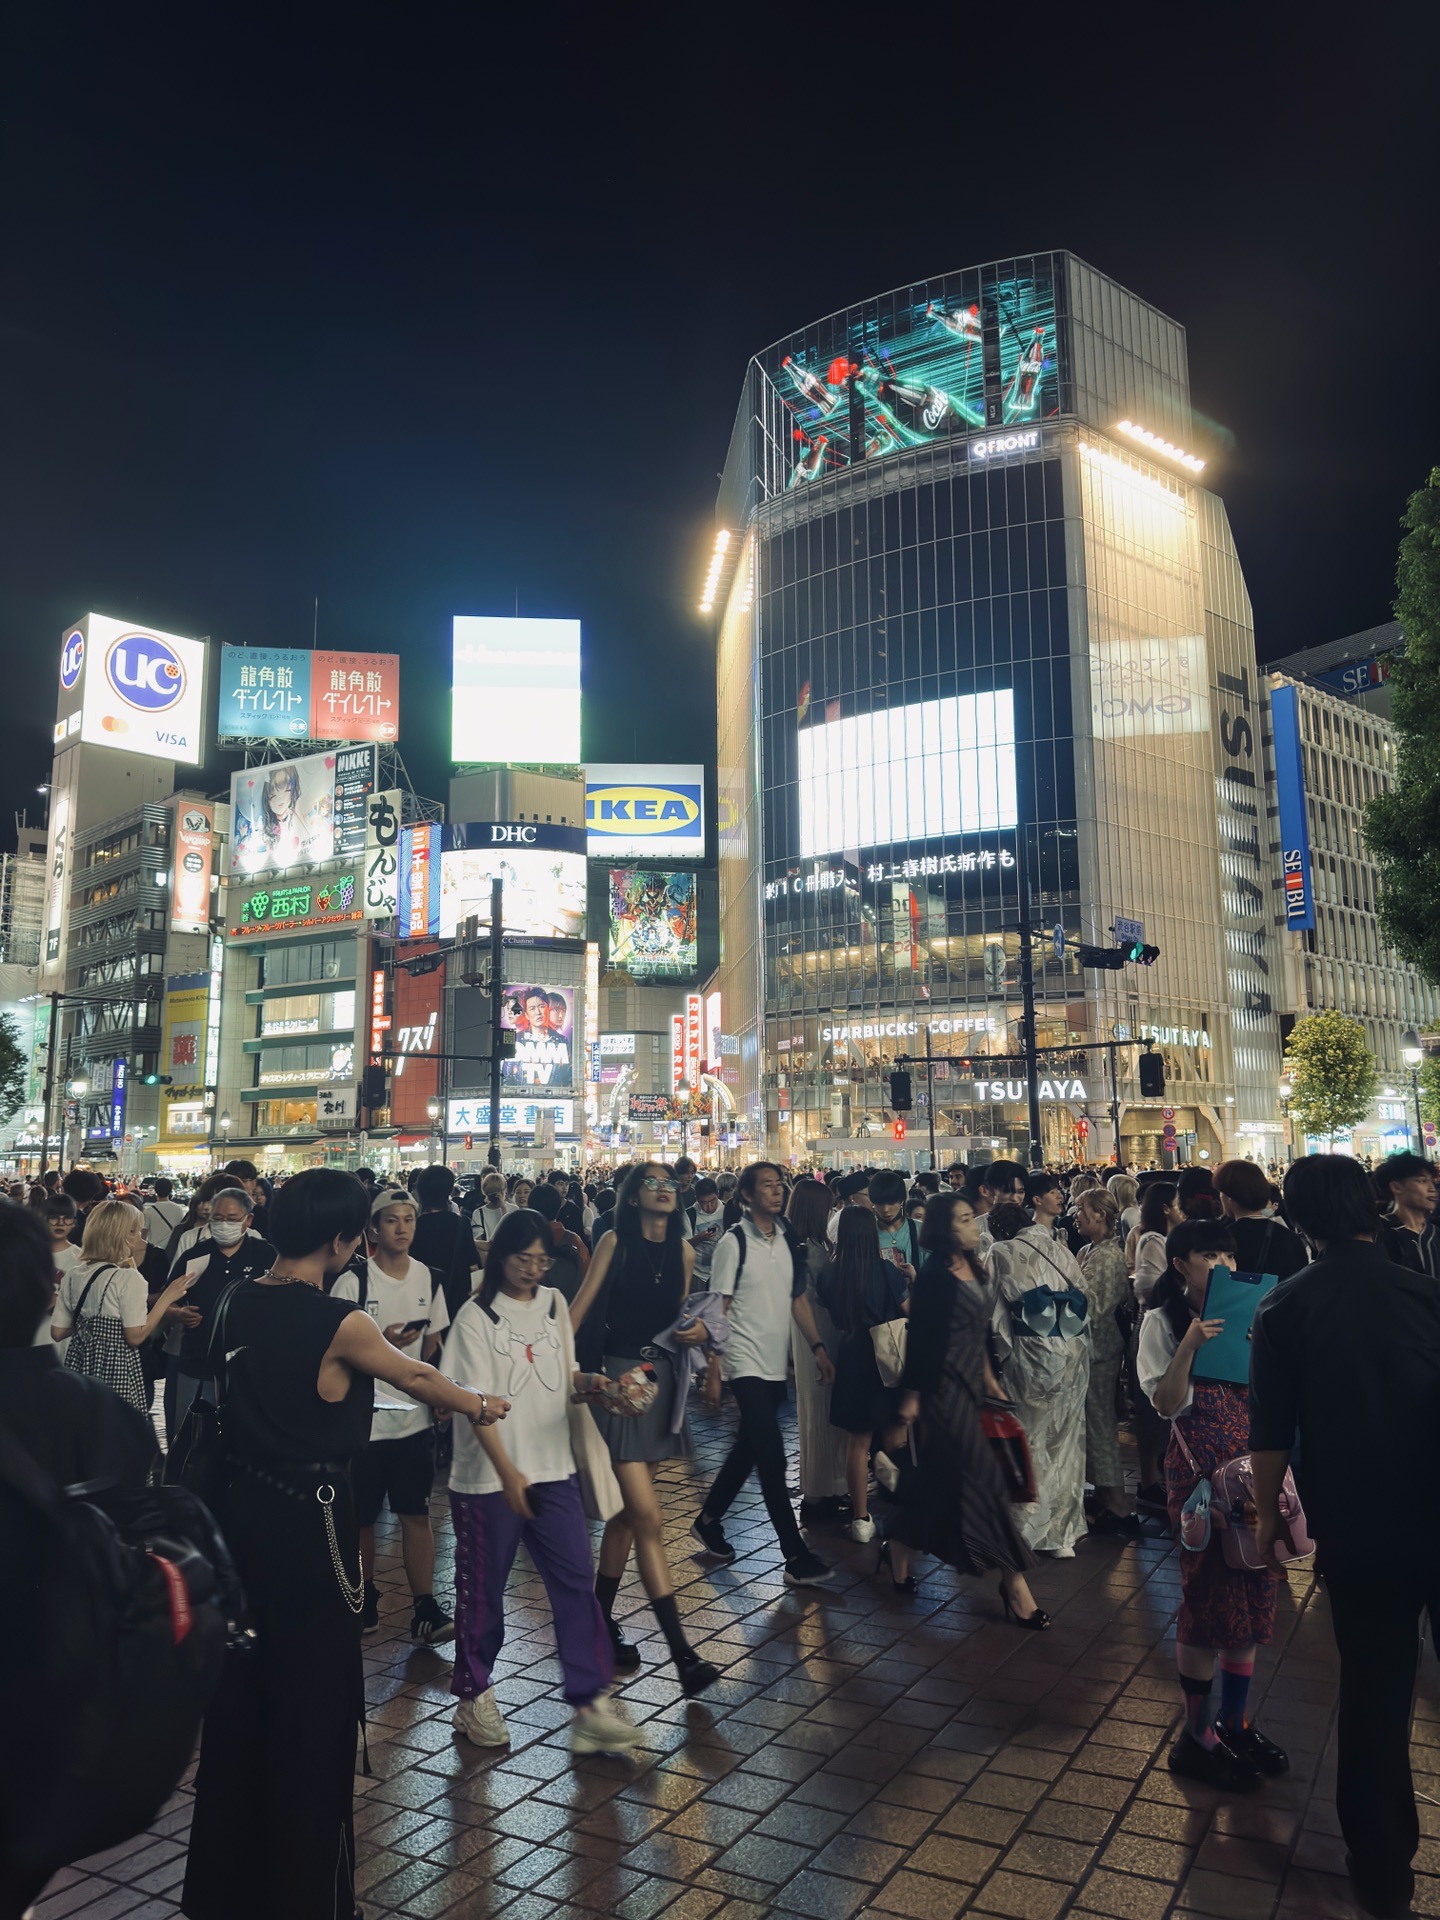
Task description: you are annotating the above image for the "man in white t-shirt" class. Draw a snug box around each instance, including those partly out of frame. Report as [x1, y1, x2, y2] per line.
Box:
[142, 1178, 187, 1260]
[333, 1190, 454, 1644]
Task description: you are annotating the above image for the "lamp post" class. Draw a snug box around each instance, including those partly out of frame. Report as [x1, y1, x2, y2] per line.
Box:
[216, 1108, 232, 1171]
[1402, 1028, 1425, 1153]
[65, 1076, 88, 1171]
[1278, 1078, 1293, 1163]
[427, 1095, 443, 1165]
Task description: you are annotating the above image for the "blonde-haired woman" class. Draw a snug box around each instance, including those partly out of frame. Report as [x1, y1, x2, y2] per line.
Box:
[52, 1199, 196, 1420]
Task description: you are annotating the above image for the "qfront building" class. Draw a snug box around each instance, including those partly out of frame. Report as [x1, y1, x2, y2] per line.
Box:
[710, 251, 1286, 1166]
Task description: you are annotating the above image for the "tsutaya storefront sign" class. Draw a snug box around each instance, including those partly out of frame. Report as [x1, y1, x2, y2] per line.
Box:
[973, 1077, 1089, 1103]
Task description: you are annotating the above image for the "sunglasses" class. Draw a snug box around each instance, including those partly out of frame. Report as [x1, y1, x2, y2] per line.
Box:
[641, 1178, 678, 1193]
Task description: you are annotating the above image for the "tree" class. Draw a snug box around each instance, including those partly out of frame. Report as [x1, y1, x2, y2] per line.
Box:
[0, 1013, 26, 1127]
[1417, 1055, 1440, 1128]
[1364, 468, 1440, 984]
[1283, 1013, 1379, 1145]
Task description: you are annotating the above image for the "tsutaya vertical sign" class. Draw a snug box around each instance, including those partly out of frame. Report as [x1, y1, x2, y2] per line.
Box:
[684, 992, 703, 1089]
[670, 1014, 685, 1093]
[363, 790, 402, 920]
[169, 799, 214, 935]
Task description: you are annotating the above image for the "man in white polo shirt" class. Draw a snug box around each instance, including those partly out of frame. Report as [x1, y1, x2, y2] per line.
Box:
[692, 1162, 836, 1588]
[333, 1189, 454, 1643]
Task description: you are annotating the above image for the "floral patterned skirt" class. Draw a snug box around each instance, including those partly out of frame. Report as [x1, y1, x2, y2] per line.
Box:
[1165, 1380, 1277, 1649]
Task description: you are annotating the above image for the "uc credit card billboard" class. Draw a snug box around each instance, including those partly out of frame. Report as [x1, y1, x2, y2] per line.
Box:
[55, 614, 207, 765]
[585, 764, 704, 858]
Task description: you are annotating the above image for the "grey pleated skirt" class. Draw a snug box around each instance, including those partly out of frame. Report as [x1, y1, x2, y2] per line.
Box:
[594, 1347, 693, 1463]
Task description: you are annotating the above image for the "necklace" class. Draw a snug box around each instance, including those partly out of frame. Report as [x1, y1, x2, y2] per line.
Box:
[641, 1238, 667, 1283]
[257, 1269, 322, 1290]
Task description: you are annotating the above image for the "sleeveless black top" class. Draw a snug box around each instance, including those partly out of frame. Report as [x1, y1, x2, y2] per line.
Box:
[602, 1233, 687, 1353]
[209, 1279, 373, 1467]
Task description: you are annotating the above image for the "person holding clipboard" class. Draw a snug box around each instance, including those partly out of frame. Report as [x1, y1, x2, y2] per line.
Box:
[1137, 1218, 1286, 1794]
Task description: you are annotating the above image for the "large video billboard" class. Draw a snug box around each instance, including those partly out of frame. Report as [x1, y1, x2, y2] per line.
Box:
[452, 616, 582, 764]
[501, 984, 574, 1091]
[586, 764, 704, 859]
[438, 821, 586, 941]
[608, 870, 698, 980]
[229, 746, 376, 878]
[216, 645, 400, 743]
[54, 614, 207, 765]
[797, 690, 1018, 859]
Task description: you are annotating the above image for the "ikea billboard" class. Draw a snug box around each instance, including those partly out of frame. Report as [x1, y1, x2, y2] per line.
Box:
[585, 764, 704, 859]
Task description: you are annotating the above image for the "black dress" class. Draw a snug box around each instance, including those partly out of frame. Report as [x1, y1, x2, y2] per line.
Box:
[183, 1281, 373, 1920]
[819, 1259, 907, 1435]
[590, 1234, 691, 1464]
[887, 1253, 1035, 1576]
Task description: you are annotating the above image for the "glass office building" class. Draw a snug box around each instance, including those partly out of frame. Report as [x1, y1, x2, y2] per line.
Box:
[712, 251, 1285, 1165]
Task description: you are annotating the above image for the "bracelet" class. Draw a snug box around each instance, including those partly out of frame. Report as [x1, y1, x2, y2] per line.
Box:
[472, 1393, 487, 1422]
[811, 1341, 826, 1353]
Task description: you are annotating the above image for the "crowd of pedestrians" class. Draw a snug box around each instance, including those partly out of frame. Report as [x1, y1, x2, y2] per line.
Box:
[2, 1143, 1438, 1920]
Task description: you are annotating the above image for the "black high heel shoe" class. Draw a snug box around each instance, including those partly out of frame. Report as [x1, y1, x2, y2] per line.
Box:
[877, 1539, 918, 1594]
[998, 1582, 1051, 1630]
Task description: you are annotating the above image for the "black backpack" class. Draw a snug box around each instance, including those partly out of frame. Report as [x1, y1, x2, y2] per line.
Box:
[727, 1216, 803, 1282]
[0, 1427, 243, 1894]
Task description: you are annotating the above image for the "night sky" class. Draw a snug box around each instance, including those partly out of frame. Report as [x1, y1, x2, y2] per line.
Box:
[2, 9, 1428, 838]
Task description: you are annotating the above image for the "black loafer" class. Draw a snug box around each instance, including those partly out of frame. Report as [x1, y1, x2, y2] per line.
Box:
[1220, 1721, 1289, 1776]
[1167, 1729, 1261, 1794]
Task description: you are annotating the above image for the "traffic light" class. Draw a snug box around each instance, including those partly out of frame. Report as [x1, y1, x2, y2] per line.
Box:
[139, 1072, 172, 1087]
[1127, 940, 1161, 966]
[1077, 944, 1127, 971]
[888, 1069, 912, 1111]
[1139, 1049, 1165, 1098]
[893, 1117, 906, 1140]
[363, 1063, 388, 1108]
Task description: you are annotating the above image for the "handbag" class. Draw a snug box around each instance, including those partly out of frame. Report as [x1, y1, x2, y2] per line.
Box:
[566, 1398, 623, 1522]
[980, 1398, 1037, 1504]
[1171, 1421, 1312, 1569]
[163, 1279, 244, 1513]
[870, 1317, 908, 1388]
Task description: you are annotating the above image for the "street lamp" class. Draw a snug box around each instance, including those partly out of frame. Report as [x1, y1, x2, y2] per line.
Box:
[65, 1076, 89, 1170]
[1402, 1028, 1425, 1153]
[1278, 1078, 1294, 1164]
[427, 1095, 443, 1165]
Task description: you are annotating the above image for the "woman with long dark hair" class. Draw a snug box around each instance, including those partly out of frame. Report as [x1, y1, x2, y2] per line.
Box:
[1128, 1181, 1181, 1503]
[786, 1178, 849, 1525]
[884, 1191, 1046, 1626]
[442, 1208, 644, 1753]
[569, 1164, 718, 1696]
[819, 1206, 907, 1544]
[1137, 1216, 1284, 1793]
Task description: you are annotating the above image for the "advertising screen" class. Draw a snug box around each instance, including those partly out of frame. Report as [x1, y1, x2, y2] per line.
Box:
[773, 266, 1058, 487]
[585, 764, 704, 858]
[797, 690, 1017, 859]
[608, 870, 697, 980]
[61, 614, 208, 765]
[501, 984, 574, 1091]
[230, 746, 375, 878]
[217, 645, 400, 743]
[161, 976, 210, 1103]
[439, 822, 587, 941]
[397, 824, 441, 939]
[229, 869, 363, 938]
[452, 616, 582, 764]
[169, 800, 214, 934]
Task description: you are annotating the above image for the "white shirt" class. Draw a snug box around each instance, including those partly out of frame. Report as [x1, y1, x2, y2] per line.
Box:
[35, 1242, 81, 1347]
[441, 1285, 577, 1493]
[1132, 1230, 1168, 1309]
[143, 1200, 187, 1254]
[53, 1260, 148, 1336]
[332, 1257, 451, 1441]
[1136, 1307, 1193, 1420]
[470, 1205, 508, 1245]
[711, 1218, 800, 1383]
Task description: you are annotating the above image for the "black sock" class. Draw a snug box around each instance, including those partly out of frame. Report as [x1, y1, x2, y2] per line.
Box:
[595, 1573, 621, 1620]
[651, 1592, 693, 1665]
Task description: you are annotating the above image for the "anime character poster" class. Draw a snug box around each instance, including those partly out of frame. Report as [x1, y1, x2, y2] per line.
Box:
[608, 870, 698, 980]
[230, 751, 337, 875]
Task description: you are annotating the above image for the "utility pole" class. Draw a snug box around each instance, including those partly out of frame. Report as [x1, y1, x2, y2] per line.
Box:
[38, 990, 60, 1179]
[1016, 843, 1043, 1169]
[487, 878, 504, 1167]
[1107, 1040, 1122, 1166]
[924, 1026, 937, 1170]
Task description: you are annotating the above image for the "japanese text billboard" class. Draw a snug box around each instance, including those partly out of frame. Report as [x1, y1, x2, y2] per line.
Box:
[217, 645, 400, 743]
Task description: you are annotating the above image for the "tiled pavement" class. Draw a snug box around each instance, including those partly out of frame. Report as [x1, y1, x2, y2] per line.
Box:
[36, 1398, 1440, 1920]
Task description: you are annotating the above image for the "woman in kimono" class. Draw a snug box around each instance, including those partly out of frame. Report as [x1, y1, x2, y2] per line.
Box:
[987, 1175, 1091, 1557]
[784, 1178, 850, 1524]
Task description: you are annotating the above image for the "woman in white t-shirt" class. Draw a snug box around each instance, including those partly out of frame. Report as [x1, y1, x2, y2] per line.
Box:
[441, 1209, 642, 1758]
[51, 1199, 196, 1416]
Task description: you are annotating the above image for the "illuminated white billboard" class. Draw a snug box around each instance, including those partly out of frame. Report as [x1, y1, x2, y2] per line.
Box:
[439, 821, 587, 941]
[56, 613, 207, 765]
[585, 764, 704, 858]
[452, 616, 581, 765]
[797, 689, 1017, 859]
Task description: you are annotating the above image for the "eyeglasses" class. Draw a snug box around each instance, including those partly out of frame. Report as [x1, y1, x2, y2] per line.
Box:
[641, 1178, 678, 1192]
[510, 1253, 553, 1273]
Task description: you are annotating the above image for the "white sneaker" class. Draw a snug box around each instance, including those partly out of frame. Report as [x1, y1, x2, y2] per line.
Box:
[873, 1451, 899, 1493]
[453, 1687, 509, 1746]
[849, 1515, 877, 1544]
[568, 1689, 644, 1756]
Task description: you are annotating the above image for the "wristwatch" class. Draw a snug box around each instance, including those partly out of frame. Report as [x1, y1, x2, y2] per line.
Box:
[810, 1340, 826, 1353]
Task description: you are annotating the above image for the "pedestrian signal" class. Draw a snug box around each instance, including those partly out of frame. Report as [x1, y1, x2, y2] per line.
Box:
[893, 1117, 906, 1140]
[1139, 1050, 1165, 1098]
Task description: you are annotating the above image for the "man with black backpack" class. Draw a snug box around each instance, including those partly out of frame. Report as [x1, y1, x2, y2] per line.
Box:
[691, 1162, 836, 1588]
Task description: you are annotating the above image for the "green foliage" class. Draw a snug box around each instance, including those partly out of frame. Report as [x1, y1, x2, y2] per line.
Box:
[1364, 468, 1440, 985]
[1418, 1055, 1440, 1127]
[1283, 1012, 1379, 1142]
[0, 1014, 27, 1127]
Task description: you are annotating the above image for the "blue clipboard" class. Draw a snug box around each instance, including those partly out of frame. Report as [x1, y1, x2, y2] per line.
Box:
[1190, 1266, 1278, 1385]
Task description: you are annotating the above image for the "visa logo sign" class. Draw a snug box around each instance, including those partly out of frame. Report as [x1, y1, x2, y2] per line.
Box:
[586, 785, 701, 836]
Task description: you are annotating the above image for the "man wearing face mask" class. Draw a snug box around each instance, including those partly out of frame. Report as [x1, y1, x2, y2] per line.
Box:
[167, 1182, 277, 1431]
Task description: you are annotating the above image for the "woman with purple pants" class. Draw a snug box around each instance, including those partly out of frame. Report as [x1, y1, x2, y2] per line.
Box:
[440, 1208, 643, 1757]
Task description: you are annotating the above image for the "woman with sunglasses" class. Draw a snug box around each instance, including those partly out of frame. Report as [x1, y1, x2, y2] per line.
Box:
[570, 1163, 719, 1696]
[440, 1208, 643, 1755]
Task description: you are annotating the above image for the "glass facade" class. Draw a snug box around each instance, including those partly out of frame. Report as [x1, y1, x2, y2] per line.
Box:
[714, 250, 1285, 1164]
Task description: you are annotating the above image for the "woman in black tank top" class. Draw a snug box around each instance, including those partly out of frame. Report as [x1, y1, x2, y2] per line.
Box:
[182, 1172, 508, 1920]
[570, 1162, 719, 1701]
